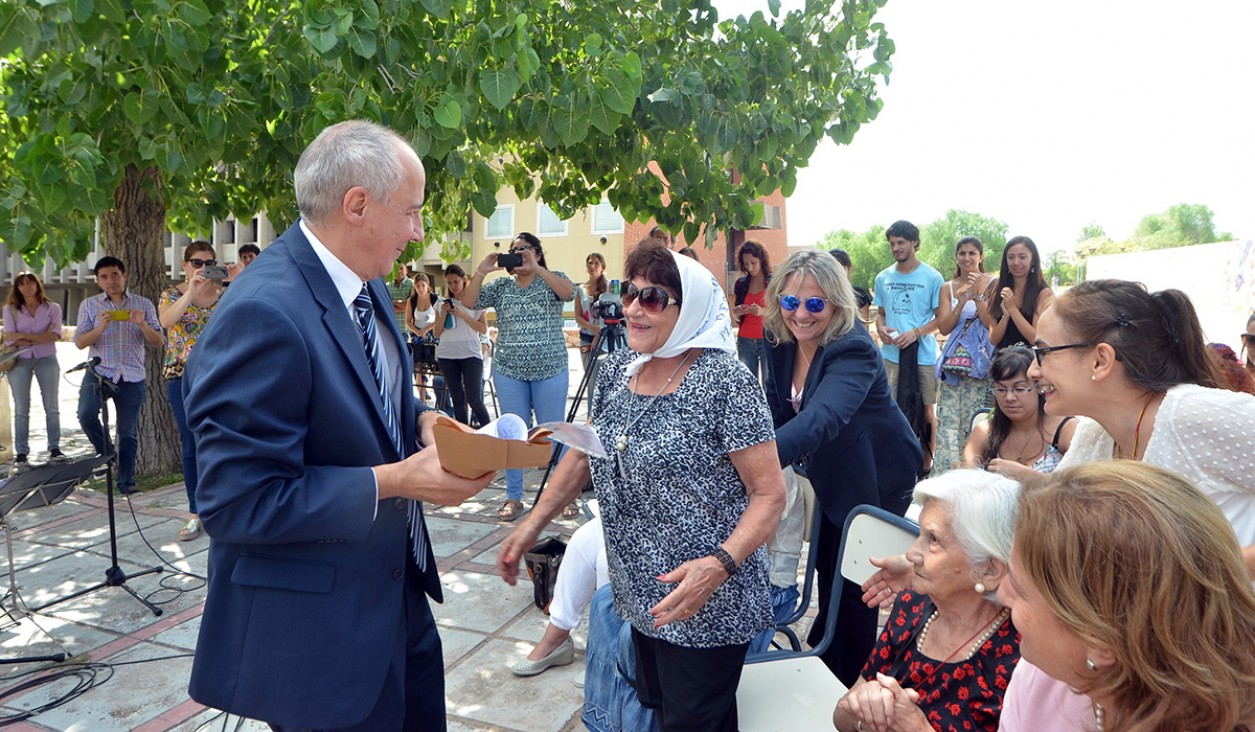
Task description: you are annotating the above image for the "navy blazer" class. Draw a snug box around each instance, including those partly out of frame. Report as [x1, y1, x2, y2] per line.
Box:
[766, 325, 920, 526]
[183, 222, 438, 728]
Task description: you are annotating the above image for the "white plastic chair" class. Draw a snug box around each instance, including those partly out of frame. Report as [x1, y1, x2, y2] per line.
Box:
[736, 504, 919, 732]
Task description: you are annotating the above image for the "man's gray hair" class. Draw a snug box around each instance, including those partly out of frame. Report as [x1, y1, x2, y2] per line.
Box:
[294, 120, 410, 227]
[913, 469, 1019, 573]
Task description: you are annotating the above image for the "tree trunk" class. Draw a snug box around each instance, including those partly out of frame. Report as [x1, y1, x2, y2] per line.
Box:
[99, 164, 181, 480]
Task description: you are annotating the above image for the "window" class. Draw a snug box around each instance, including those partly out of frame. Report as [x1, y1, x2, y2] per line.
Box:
[485, 205, 514, 239]
[590, 200, 624, 234]
[537, 203, 568, 236]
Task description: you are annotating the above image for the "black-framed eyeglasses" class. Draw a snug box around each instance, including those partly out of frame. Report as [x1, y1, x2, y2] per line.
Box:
[1030, 342, 1094, 365]
[779, 294, 829, 314]
[622, 283, 681, 313]
[187, 258, 217, 268]
[508, 246, 532, 254]
[993, 383, 1039, 397]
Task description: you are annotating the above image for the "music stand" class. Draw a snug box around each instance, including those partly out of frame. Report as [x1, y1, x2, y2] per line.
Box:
[0, 460, 103, 665]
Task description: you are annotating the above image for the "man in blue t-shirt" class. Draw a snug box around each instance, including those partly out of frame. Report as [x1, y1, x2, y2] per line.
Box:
[873, 220, 943, 470]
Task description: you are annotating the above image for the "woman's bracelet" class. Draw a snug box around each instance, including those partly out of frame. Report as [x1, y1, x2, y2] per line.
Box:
[712, 546, 737, 576]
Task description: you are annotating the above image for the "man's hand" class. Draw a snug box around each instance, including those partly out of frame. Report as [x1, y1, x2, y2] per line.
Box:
[417, 410, 441, 447]
[374, 446, 494, 506]
[894, 328, 919, 349]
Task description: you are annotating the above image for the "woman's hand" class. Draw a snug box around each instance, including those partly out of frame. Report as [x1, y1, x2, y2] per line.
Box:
[188, 269, 216, 296]
[514, 245, 540, 274]
[999, 287, 1016, 311]
[861, 555, 913, 609]
[985, 458, 1037, 481]
[837, 673, 922, 732]
[964, 271, 983, 295]
[497, 521, 543, 587]
[650, 556, 727, 628]
[477, 253, 501, 276]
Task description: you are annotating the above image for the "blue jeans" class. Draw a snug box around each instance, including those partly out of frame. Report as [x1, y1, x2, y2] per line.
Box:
[7, 355, 60, 455]
[737, 336, 769, 385]
[167, 378, 197, 513]
[748, 583, 802, 654]
[582, 585, 659, 732]
[78, 373, 146, 492]
[493, 370, 568, 502]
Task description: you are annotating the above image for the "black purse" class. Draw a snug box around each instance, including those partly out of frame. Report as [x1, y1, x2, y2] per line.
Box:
[523, 536, 567, 614]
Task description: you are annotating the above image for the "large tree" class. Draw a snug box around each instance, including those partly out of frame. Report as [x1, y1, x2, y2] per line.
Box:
[818, 224, 886, 292]
[1, 0, 895, 476]
[918, 209, 1008, 278]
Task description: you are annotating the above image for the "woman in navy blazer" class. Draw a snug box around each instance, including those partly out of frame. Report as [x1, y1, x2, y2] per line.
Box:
[763, 251, 922, 686]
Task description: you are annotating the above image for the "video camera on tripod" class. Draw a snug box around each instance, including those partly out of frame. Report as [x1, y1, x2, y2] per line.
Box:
[591, 279, 624, 325]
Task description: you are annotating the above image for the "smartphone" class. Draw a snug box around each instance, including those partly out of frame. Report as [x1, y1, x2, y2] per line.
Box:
[496, 252, 522, 268]
[203, 265, 230, 281]
[108, 310, 131, 321]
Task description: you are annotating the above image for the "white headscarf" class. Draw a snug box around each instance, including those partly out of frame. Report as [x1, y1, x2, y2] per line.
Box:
[624, 249, 736, 377]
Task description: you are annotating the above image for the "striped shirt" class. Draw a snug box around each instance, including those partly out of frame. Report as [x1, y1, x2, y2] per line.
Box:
[76, 291, 162, 383]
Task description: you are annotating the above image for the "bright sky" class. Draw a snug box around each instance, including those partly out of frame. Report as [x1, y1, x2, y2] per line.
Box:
[717, 0, 1255, 253]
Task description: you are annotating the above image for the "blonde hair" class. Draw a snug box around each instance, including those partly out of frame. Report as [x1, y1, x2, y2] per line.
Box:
[1017, 462, 1255, 732]
[763, 250, 856, 346]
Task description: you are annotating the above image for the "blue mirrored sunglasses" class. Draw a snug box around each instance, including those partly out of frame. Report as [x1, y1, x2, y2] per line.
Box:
[779, 294, 828, 313]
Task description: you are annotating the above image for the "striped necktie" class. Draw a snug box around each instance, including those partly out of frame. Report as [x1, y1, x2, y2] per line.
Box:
[354, 285, 428, 570]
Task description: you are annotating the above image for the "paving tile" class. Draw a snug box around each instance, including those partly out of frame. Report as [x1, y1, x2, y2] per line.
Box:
[434, 569, 535, 635]
[427, 516, 501, 560]
[444, 638, 585, 732]
[440, 627, 489, 668]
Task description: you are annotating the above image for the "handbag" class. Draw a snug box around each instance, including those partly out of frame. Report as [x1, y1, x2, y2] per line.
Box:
[523, 535, 568, 614]
[940, 320, 978, 377]
[0, 343, 20, 373]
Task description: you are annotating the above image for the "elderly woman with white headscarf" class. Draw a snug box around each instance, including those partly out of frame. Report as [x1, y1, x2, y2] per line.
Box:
[498, 238, 785, 731]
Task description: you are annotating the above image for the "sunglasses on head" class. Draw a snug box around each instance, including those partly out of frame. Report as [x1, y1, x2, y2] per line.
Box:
[187, 258, 217, 268]
[779, 294, 829, 313]
[623, 283, 681, 313]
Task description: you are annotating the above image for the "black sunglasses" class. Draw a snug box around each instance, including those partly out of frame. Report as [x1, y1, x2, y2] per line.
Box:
[779, 294, 829, 314]
[187, 257, 217, 268]
[1029, 342, 1094, 365]
[623, 283, 681, 313]
[1242, 333, 1255, 344]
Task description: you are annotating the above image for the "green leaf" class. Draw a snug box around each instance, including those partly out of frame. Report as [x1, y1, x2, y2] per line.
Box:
[70, 0, 94, 24]
[549, 99, 589, 146]
[647, 87, 677, 105]
[303, 22, 339, 54]
[347, 28, 376, 58]
[177, 0, 213, 27]
[768, 0, 781, 16]
[0, 7, 40, 56]
[445, 149, 467, 178]
[123, 92, 159, 125]
[584, 32, 602, 56]
[479, 68, 521, 111]
[586, 90, 619, 136]
[418, 0, 452, 19]
[433, 95, 462, 129]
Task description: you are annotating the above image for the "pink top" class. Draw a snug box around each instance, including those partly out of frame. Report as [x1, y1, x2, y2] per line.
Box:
[1000, 661, 1097, 731]
[3, 301, 63, 359]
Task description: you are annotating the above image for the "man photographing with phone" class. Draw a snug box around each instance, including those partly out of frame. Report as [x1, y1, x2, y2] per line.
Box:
[74, 255, 165, 495]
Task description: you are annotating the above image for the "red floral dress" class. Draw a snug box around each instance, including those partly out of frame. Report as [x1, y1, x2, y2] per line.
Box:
[861, 591, 1021, 732]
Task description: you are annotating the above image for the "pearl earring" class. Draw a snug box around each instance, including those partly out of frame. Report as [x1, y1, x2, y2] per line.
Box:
[1091, 375, 1096, 381]
[975, 582, 987, 594]
[1086, 658, 1098, 672]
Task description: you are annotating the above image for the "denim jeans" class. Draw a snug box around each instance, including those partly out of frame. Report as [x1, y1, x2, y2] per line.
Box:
[492, 370, 568, 501]
[748, 583, 802, 654]
[436, 357, 490, 427]
[167, 378, 198, 513]
[582, 585, 659, 732]
[737, 336, 770, 385]
[7, 355, 60, 455]
[78, 373, 146, 492]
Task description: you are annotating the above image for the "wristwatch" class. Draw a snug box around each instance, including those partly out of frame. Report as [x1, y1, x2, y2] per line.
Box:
[974, 294, 987, 301]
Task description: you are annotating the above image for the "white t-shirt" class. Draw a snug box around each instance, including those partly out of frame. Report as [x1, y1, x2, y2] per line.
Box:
[434, 300, 485, 361]
[1058, 383, 1255, 545]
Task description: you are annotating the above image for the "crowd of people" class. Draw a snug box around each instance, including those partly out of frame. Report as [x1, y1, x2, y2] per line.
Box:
[2, 120, 1252, 732]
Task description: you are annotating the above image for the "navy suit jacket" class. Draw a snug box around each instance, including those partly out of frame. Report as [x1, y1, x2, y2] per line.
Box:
[183, 222, 439, 728]
[765, 325, 920, 525]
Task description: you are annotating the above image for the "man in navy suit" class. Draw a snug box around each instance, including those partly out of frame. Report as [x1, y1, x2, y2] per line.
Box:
[184, 120, 493, 730]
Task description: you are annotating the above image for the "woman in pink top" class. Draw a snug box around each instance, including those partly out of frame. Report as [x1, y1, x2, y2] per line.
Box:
[732, 240, 772, 385]
[2, 272, 64, 469]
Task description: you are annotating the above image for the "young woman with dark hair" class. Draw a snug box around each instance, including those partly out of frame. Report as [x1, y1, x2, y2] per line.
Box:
[963, 346, 1075, 480]
[732, 240, 772, 385]
[979, 236, 1053, 349]
[433, 264, 491, 427]
[3, 272, 64, 471]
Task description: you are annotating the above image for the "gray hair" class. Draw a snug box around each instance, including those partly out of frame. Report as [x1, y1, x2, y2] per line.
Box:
[913, 469, 1019, 575]
[763, 250, 858, 346]
[294, 120, 410, 227]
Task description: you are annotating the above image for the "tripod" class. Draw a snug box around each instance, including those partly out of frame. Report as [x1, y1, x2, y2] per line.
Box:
[31, 366, 163, 616]
[533, 320, 627, 504]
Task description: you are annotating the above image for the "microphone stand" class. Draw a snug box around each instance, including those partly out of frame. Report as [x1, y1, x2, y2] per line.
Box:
[31, 363, 163, 616]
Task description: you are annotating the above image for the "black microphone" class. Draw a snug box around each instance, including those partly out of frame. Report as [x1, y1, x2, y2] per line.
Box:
[67, 357, 101, 374]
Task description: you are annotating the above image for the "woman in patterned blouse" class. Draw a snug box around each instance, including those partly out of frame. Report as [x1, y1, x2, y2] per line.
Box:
[497, 239, 785, 731]
[835, 470, 1022, 732]
[461, 232, 576, 520]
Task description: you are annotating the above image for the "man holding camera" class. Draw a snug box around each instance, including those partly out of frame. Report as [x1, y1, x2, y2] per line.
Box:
[74, 255, 165, 495]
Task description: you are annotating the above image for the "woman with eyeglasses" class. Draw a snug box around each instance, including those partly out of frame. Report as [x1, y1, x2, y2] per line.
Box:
[762, 250, 922, 686]
[462, 232, 576, 521]
[933, 237, 997, 474]
[962, 346, 1074, 480]
[159, 240, 237, 542]
[2, 271, 65, 471]
[497, 239, 784, 731]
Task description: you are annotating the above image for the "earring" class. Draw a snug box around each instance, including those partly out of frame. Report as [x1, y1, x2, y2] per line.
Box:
[1086, 658, 1098, 672]
[974, 582, 987, 594]
[1091, 375, 1096, 381]
[1030, 266, 1036, 274]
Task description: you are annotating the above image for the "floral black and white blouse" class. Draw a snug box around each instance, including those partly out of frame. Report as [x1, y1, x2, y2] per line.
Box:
[589, 347, 775, 648]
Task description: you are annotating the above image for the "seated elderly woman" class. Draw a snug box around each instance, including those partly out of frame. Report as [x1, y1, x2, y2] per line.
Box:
[498, 238, 785, 731]
[999, 461, 1255, 732]
[834, 470, 1021, 732]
